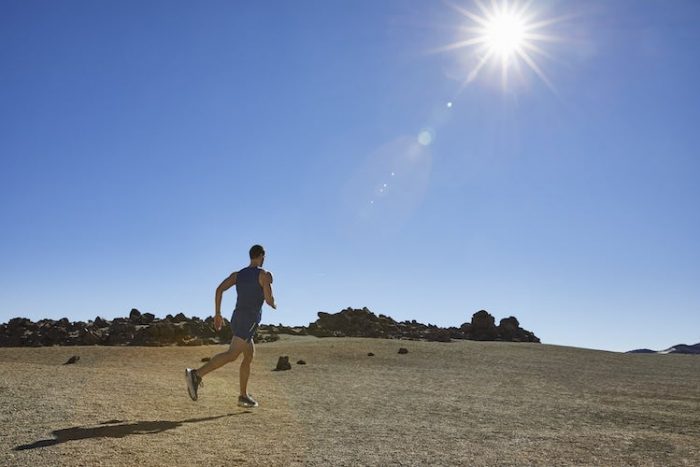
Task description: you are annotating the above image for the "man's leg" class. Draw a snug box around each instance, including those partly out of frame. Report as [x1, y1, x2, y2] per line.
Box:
[239, 339, 255, 397]
[197, 336, 248, 378]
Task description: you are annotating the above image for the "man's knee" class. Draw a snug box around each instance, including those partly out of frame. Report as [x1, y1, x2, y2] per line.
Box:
[242, 343, 255, 364]
[224, 340, 246, 361]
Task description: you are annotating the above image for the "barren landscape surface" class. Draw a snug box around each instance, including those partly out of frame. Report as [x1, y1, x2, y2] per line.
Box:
[2, 336, 699, 466]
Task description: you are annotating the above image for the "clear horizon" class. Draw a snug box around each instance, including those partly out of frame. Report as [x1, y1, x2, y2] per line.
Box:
[2, 0, 699, 354]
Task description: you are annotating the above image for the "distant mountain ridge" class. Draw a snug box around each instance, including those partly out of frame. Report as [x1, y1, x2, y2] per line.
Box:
[627, 343, 700, 355]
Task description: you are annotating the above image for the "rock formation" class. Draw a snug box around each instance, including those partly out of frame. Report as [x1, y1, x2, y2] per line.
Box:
[0, 307, 539, 346]
[305, 307, 539, 343]
[0, 309, 278, 347]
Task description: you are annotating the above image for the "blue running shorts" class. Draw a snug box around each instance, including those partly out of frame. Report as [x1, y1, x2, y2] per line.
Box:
[230, 310, 260, 343]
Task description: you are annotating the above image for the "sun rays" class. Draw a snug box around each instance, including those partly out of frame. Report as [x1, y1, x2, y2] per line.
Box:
[438, 0, 563, 91]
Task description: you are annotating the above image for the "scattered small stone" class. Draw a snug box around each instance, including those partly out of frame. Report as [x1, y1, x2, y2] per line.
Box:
[64, 355, 80, 364]
[201, 357, 210, 362]
[398, 348, 408, 354]
[274, 356, 291, 371]
[367, 352, 375, 357]
[296, 359, 306, 365]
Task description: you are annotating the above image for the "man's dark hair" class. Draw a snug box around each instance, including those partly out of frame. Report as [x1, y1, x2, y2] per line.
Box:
[249, 244, 265, 259]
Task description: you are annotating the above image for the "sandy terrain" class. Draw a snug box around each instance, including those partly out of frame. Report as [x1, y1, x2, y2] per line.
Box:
[1, 335, 699, 466]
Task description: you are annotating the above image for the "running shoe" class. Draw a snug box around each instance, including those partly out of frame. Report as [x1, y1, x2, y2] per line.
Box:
[238, 394, 258, 408]
[185, 368, 203, 401]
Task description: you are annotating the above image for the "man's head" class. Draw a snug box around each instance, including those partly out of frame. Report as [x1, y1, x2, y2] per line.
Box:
[249, 244, 265, 267]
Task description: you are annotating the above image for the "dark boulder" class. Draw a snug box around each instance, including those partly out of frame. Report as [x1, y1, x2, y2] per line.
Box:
[469, 310, 498, 341]
[78, 327, 101, 345]
[140, 312, 155, 325]
[8, 317, 33, 328]
[471, 309, 496, 329]
[128, 308, 141, 324]
[44, 323, 70, 346]
[308, 307, 401, 338]
[94, 316, 109, 328]
[274, 356, 291, 371]
[172, 312, 188, 323]
[106, 321, 136, 345]
[497, 316, 520, 339]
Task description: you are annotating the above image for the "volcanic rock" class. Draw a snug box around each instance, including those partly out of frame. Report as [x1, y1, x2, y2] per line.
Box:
[172, 312, 188, 323]
[274, 356, 292, 371]
[0, 306, 541, 347]
[128, 308, 141, 324]
[141, 312, 156, 324]
[469, 310, 498, 341]
[498, 316, 519, 338]
[94, 316, 109, 328]
[106, 321, 136, 345]
[78, 327, 101, 345]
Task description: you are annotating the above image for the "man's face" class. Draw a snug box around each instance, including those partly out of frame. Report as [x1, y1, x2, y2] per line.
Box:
[259, 254, 265, 266]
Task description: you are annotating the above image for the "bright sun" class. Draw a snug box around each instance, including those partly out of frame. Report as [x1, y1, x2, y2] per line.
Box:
[437, 1, 560, 89]
[483, 10, 526, 57]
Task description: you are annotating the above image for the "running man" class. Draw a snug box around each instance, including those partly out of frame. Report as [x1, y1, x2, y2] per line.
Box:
[185, 244, 276, 408]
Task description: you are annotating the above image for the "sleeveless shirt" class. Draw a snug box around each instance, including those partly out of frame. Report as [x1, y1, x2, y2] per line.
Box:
[234, 266, 265, 321]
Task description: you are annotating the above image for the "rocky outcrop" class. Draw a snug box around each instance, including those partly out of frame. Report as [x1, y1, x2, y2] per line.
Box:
[457, 310, 539, 343]
[0, 307, 539, 346]
[306, 307, 464, 342]
[0, 310, 279, 347]
[305, 307, 540, 343]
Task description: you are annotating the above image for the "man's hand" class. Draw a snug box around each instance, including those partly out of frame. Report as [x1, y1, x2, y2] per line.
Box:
[214, 314, 223, 332]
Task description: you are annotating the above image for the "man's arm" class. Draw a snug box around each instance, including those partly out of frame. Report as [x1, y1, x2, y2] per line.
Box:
[260, 271, 276, 309]
[215, 272, 237, 316]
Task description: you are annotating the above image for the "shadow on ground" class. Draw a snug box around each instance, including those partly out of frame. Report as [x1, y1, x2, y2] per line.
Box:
[14, 412, 251, 451]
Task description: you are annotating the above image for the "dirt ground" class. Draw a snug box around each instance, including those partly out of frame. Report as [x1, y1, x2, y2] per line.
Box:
[1, 335, 698, 466]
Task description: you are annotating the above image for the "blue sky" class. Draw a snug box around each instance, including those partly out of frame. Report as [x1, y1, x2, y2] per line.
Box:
[1, 0, 698, 353]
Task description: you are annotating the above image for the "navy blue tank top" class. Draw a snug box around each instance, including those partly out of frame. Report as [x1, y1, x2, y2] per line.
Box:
[234, 266, 264, 319]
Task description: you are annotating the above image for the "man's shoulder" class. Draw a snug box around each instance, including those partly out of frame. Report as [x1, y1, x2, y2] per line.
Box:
[257, 269, 273, 281]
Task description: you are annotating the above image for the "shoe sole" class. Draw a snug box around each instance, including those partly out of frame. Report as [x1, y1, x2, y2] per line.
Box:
[185, 369, 198, 401]
[238, 401, 259, 408]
